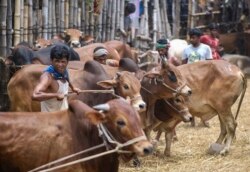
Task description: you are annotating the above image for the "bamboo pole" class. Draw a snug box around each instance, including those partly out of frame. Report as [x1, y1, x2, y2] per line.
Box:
[69, 0, 74, 28]
[85, 1, 90, 34]
[89, 1, 94, 36]
[6, 0, 13, 55]
[55, 0, 60, 32]
[0, 0, 7, 57]
[110, 0, 116, 40]
[73, 0, 78, 28]
[20, 0, 24, 42]
[14, 0, 21, 46]
[65, 0, 69, 30]
[78, 8, 81, 29]
[81, 0, 85, 32]
[23, 3, 28, 42]
[52, 0, 57, 35]
[101, 0, 107, 41]
[106, 0, 112, 41]
[42, 0, 49, 39]
[60, 0, 65, 33]
[28, 0, 33, 44]
[48, 0, 52, 38]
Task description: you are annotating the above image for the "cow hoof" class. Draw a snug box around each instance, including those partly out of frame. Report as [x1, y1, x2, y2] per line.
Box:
[207, 143, 225, 155]
[202, 121, 210, 128]
[220, 149, 229, 156]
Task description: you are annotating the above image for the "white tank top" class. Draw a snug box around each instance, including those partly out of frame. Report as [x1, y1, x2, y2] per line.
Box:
[41, 80, 69, 112]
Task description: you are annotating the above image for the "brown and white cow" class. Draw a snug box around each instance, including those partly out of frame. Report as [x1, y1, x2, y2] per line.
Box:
[0, 99, 153, 172]
[64, 29, 84, 48]
[34, 38, 52, 49]
[7, 61, 145, 112]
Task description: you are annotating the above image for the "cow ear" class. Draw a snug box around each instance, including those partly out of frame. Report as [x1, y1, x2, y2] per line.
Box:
[143, 71, 161, 79]
[97, 80, 117, 89]
[85, 111, 106, 125]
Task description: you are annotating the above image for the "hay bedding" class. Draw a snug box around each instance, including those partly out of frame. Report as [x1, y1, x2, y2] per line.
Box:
[120, 79, 250, 172]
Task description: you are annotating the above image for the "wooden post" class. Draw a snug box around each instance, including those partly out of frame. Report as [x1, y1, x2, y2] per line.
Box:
[81, 0, 85, 32]
[102, 0, 107, 41]
[42, 0, 49, 39]
[89, 1, 94, 35]
[28, 0, 33, 44]
[73, 0, 78, 28]
[52, 0, 57, 35]
[20, 0, 24, 42]
[23, 3, 28, 42]
[14, 0, 21, 46]
[60, 0, 65, 33]
[0, 0, 8, 57]
[48, 0, 52, 38]
[65, 0, 69, 30]
[110, 0, 116, 40]
[6, 0, 13, 55]
[69, 0, 74, 28]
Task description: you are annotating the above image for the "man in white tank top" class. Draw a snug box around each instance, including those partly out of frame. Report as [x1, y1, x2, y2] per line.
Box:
[32, 45, 80, 112]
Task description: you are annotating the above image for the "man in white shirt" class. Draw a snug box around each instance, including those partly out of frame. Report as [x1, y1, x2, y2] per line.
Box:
[182, 28, 213, 64]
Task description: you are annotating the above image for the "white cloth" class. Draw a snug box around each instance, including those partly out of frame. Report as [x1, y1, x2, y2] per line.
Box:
[94, 48, 108, 57]
[41, 80, 69, 112]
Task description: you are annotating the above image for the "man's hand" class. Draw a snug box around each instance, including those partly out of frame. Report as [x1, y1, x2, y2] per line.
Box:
[72, 87, 81, 95]
[57, 93, 65, 101]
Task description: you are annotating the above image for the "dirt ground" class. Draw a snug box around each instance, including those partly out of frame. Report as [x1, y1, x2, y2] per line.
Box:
[120, 79, 250, 172]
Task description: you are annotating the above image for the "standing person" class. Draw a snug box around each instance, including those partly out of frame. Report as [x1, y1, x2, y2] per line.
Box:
[200, 23, 224, 60]
[239, 9, 249, 32]
[156, 39, 181, 66]
[123, 2, 136, 46]
[182, 28, 213, 64]
[93, 46, 119, 67]
[32, 45, 80, 112]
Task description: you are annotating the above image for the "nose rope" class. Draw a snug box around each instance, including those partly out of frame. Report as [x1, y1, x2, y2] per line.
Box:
[163, 99, 189, 114]
[28, 123, 147, 172]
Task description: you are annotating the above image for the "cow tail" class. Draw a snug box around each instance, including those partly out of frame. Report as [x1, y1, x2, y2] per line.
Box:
[235, 72, 247, 120]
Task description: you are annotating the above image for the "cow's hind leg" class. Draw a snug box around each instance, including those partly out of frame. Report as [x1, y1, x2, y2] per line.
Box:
[216, 115, 227, 144]
[218, 110, 237, 155]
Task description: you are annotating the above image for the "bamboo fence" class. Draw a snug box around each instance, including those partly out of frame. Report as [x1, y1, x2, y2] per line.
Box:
[0, 0, 247, 57]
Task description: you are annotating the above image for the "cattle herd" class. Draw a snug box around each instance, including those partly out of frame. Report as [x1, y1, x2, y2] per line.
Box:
[0, 29, 248, 172]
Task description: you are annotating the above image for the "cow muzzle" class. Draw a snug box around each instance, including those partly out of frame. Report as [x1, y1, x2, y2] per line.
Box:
[133, 140, 153, 156]
[70, 40, 81, 48]
[130, 95, 147, 112]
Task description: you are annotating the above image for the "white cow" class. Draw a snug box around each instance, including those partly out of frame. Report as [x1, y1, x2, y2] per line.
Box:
[222, 54, 250, 76]
[168, 39, 188, 62]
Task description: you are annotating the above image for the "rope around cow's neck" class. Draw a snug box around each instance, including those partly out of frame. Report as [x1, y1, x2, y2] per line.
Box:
[28, 123, 147, 172]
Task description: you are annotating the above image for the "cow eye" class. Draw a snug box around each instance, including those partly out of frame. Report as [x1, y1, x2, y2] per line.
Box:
[117, 120, 126, 127]
[168, 71, 177, 82]
[175, 98, 181, 103]
[123, 84, 129, 90]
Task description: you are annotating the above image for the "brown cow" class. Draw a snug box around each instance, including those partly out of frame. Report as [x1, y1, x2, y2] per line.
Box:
[0, 99, 153, 172]
[34, 38, 52, 49]
[64, 29, 84, 48]
[104, 40, 134, 60]
[155, 60, 247, 155]
[8, 61, 145, 112]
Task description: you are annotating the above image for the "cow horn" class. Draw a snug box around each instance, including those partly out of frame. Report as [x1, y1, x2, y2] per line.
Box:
[93, 104, 110, 111]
